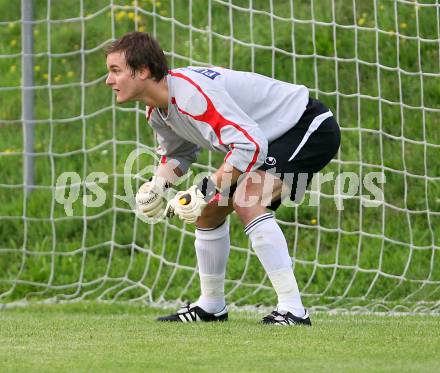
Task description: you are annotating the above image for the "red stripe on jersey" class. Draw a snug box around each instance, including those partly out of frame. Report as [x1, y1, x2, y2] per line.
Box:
[168, 70, 260, 172]
[224, 143, 235, 163]
[147, 106, 154, 121]
[161, 156, 167, 164]
[224, 151, 232, 163]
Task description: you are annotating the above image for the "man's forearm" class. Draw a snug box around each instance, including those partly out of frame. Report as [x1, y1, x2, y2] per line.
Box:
[155, 162, 185, 187]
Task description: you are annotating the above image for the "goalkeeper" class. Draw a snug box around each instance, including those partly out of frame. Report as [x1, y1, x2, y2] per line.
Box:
[105, 32, 340, 326]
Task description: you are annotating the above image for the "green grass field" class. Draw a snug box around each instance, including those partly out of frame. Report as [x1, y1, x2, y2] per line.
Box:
[0, 303, 440, 372]
[1, 2, 440, 370]
[0, 0, 439, 312]
[1, 302, 440, 372]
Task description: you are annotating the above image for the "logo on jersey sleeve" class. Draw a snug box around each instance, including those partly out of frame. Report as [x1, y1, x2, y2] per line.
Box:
[265, 156, 277, 166]
[188, 67, 221, 80]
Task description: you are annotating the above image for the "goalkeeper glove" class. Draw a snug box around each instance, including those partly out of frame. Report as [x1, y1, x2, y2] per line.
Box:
[165, 177, 219, 224]
[135, 176, 169, 219]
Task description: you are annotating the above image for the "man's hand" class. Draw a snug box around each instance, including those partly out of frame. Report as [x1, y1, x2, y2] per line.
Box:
[135, 177, 168, 218]
[165, 185, 208, 224]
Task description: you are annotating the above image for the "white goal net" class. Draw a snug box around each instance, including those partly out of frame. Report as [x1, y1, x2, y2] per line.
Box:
[0, 0, 439, 314]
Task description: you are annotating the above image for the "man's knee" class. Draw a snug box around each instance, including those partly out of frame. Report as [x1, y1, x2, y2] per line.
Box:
[196, 199, 233, 229]
[232, 198, 267, 225]
[232, 171, 283, 225]
[232, 204, 252, 223]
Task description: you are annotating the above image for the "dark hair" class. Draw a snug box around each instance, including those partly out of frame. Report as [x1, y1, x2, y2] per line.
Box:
[105, 32, 168, 80]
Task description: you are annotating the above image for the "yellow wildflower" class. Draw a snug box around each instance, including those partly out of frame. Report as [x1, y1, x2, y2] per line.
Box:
[8, 22, 15, 29]
[128, 12, 142, 23]
[358, 18, 365, 26]
[43, 73, 49, 80]
[311, 218, 317, 225]
[67, 71, 75, 78]
[10, 65, 16, 73]
[54, 74, 62, 82]
[138, 26, 145, 32]
[10, 39, 17, 46]
[33, 29, 39, 36]
[115, 11, 127, 21]
[400, 22, 407, 29]
[34, 65, 41, 72]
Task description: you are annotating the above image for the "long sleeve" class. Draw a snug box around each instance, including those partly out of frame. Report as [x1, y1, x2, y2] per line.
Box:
[209, 88, 268, 172]
[149, 110, 200, 174]
[168, 69, 269, 173]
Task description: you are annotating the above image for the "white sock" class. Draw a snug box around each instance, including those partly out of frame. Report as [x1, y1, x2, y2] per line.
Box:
[245, 213, 305, 317]
[194, 221, 230, 313]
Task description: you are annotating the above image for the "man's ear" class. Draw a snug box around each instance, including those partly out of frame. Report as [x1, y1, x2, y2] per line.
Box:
[138, 66, 151, 80]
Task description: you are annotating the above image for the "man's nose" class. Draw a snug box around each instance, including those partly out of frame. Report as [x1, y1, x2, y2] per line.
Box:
[105, 74, 113, 86]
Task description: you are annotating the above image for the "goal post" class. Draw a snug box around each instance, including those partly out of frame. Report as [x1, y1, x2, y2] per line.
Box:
[0, 0, 439, 314]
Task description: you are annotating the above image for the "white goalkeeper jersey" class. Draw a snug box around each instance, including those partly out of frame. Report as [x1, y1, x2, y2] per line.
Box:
[147, 66, 309, 173]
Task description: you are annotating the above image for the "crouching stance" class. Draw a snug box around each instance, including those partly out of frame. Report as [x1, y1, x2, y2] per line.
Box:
[106, 32, 340, 326]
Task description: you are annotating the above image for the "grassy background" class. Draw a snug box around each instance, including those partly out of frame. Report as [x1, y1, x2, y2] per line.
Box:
[1, 302, 440, 372]
[0, 0, 439, 312]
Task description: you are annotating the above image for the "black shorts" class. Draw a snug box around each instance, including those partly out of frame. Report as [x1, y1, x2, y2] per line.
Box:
[228, 98, 341, 210]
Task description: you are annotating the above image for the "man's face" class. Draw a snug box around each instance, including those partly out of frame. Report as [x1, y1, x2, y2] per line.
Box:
[106, 52, 143, 103]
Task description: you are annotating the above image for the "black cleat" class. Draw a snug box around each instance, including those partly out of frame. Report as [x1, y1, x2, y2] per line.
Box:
[261, 308, 312, 326]
[157, 303, 228, 323]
